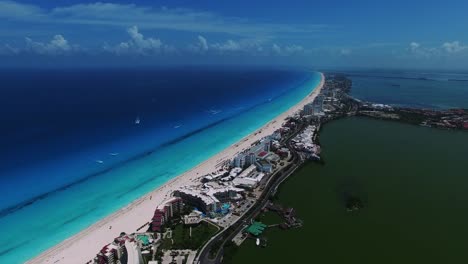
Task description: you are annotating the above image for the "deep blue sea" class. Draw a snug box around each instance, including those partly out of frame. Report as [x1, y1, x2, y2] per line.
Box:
[344, 70, 468, 109]
[0, 68, 321, 263]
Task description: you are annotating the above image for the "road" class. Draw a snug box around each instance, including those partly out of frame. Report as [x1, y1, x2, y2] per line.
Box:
[196, 122, 306, 264]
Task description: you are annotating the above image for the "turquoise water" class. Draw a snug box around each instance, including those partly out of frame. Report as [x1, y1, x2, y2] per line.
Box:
[0, 72, 321, 263]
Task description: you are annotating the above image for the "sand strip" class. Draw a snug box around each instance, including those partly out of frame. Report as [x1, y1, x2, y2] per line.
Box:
[27, 73, 324, 264]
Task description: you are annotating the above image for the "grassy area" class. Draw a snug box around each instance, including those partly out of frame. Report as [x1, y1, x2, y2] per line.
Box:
[162, 221, 219, 250]
[142, 253, 153, 264]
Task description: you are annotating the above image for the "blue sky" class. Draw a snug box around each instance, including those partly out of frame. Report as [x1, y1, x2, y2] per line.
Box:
[1, 0, 468, 69]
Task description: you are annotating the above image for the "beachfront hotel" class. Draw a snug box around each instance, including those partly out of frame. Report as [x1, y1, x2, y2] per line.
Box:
[231, 137, 272, 169]
[89, 118, 299, 264]
[94, 233, 157, 264]
[150, 197, 183, 232]
[183, 210, 203, 225]
[174, 185, 244, 214]
[232, 169, 266, 190]
[303, 95, 325, 117]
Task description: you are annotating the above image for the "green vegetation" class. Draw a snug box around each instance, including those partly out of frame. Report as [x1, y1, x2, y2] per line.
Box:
[142, 253, 153, 264]
[396, 110, 426, 124]
[154, 249, 164, 262]
[161, 221, 219, 250]
[160, 235, 173, 251]
[181, 204, 195, 216]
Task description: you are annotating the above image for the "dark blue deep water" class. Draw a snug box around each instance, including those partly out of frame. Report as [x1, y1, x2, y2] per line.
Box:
[0, 68, 311, 209]
[0, 67, 320, 263]
[1, 68, 306, 173]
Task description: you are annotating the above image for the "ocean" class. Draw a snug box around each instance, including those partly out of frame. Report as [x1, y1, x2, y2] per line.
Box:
[0, 67, 321, 263]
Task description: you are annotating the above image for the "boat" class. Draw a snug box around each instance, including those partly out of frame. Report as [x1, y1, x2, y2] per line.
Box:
[256, 238, 260, 246]
[109, 153, 119, 156]
[207, 109, 221, 115]
[174, 125, 181, 129]
[135, 116, 140, 125]
[95, 160, 104, 164]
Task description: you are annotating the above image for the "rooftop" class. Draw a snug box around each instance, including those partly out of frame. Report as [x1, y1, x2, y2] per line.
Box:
[246, 222, 267, 236]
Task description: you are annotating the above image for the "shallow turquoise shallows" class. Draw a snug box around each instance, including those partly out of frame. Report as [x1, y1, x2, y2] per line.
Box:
[0, 71, 321, 263]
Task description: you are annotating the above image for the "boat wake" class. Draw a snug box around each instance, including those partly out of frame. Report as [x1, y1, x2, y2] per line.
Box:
[207, 109, 222, 115]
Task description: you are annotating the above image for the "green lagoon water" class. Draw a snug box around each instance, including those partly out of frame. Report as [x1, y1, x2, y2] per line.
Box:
[228, 117, 468, 264]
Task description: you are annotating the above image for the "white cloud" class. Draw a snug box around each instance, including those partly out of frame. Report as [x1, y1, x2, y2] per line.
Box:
[126, 26, 162, 51]
[1, 27, 305, 58]
[197, 35, 209, 51]
[0, 0, 44, 20]
[189, 35, 209, 53]
[25, 34, 75, 55]
[105, 26, 173, 55]
[407, 41, 468, 58]
[442, 41, 467, 53]
[340, 48, 351, 56]
[0, 44, 19, 55]
[211, 40, 242, 52]
[271, 44, 282, 55]
[407, 42, 439, 58]
[0, 1, 328, 38]
[272, 43, 305, 56]
[409, 42, 420, 52]
[285, 45, 305, 54]
[190, 36, 265, 54]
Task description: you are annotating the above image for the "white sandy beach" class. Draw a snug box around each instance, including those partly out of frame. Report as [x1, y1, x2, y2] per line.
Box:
[27, 73, 324, 264]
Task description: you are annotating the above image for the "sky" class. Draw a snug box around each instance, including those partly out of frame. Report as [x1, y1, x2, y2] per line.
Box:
[1, 0, 468, 69]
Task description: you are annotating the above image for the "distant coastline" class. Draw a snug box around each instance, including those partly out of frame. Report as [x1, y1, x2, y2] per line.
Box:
[223, 72, 468, 264]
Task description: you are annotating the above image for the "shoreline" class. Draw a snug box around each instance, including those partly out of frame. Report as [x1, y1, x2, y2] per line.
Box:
[27, 72, 324, 264]
[225, 116, 468, 263]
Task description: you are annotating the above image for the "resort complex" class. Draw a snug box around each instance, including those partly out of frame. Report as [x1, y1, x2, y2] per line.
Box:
[70, 74, 322, 264]
[29, 72, 468, 264]
[3, 2, 467, 263]
[90, 108, 314, 264]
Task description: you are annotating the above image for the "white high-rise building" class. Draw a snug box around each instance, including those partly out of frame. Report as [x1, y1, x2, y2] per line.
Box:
[303, 103, 314, 115]
[233, 154, 246, 168]
[245, 153, 256, 166]
[125, 240, 144, 264]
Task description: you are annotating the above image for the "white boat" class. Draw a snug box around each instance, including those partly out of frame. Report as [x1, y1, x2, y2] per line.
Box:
[95, 160, 104, 164]
[174, 125, 182, 129]
[256, 238, 260, 246]
[135, 116, 140, 125]
[109, 153, 119, 156]
[207, 109, 221, 115]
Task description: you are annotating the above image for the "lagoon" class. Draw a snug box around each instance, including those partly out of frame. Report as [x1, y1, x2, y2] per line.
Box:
[228, 117, 468, 263]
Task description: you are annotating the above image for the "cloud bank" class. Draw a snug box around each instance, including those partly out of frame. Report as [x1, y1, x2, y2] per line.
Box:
[104, 26, 174, 55]
[25, 35, 74, 55]
[0, 0, 327, 38]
